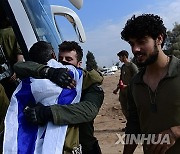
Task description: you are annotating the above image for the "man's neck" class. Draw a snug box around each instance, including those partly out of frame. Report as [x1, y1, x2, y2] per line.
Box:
[146, 51, 169, 73]
[124, 58, 130, 65]
[143, 51, 169, 91]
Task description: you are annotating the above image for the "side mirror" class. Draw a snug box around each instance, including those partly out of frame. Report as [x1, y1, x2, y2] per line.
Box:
[68, 0, 83, 10]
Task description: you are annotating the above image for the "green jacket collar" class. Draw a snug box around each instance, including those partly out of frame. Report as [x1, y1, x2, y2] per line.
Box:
[133, 55, 180, 84]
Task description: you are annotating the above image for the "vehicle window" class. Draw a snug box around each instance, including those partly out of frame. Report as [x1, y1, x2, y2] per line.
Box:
[21, 0, 62, 56]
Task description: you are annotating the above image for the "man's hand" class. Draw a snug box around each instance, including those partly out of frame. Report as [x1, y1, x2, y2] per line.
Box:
[113, 88, 119, 94]
[24, 103, 53, 126]
[9, 73, 17, 82]
[148, 128, 177, 154]
[40, 67, 76, 88]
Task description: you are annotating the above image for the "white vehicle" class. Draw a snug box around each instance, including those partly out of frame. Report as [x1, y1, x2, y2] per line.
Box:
[0, 0, 86, 60]
[109, 66, 118, 72]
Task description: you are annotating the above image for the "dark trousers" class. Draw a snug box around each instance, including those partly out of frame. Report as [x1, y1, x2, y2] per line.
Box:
[82, 140, 102, 154]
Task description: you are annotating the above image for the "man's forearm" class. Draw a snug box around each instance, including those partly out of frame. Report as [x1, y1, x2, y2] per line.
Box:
[51, 83, 104, 125]
[51, 101, 99, 125]
[13, 61, 45, 79]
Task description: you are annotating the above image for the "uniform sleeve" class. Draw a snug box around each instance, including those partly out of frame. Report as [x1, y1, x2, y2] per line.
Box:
[51, 83, 104, 125]
[0, 84, 9, 132]
[13, 61, 45, 79]
[125, 83, 141, 134]
[131, 63, 139, 76]
[16, 42, 23, 55]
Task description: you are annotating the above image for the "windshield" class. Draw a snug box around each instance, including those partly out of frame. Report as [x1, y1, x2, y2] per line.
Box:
[21, 0, 62, 57]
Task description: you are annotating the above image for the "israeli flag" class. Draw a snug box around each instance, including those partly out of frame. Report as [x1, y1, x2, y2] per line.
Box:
[3, 59, 83, 154]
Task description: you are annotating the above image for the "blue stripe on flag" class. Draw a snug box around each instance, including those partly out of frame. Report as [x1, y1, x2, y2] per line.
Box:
[15, 78, 38, 154]
[58, 88, 77, 105]
[57, 69, 82, 105]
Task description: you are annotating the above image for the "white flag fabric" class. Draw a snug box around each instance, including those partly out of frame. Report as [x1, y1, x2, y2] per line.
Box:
[3, 59, 83, 154]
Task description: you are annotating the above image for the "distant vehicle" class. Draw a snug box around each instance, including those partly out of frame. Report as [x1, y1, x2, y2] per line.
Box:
[102, 70, 115, 76]
[109, 66, 118, 72]
[101, 65, 118, 76]
[104, 71, 115, 76]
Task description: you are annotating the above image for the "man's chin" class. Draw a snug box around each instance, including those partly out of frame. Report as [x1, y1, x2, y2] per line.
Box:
[136, 62, 146, 67]
[136, 59, 147, 67]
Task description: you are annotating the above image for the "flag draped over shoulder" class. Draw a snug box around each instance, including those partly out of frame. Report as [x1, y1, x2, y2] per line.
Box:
[3, 59, 83, 154]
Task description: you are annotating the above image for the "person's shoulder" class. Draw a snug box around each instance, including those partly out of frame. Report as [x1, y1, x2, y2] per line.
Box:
[0, 27, 13, 34]
[129, 61, 137, 67]
[0, 27, 15, 39]
[130, 68, 145, 84]
[83, 69, 103, 83]
[84, 82, 104, 93]
[121, 63, 125, 69]
[170, 56, 180, 74]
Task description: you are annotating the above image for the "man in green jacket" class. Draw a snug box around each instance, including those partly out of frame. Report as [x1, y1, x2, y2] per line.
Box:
[113, 50, 138, 120]
[121, 14, 180, 154]
[14, 41, 104, 154]
[0, 6, 24, 99]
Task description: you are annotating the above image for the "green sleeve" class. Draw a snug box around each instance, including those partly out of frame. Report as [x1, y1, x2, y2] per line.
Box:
[126, 81, 141, 134]
[51, 83, 104, 125]
[13, 61, 46, 79]
[16, 43, 22, 55]
[0, 84, 9, 132]
[131, 63, 139, 76]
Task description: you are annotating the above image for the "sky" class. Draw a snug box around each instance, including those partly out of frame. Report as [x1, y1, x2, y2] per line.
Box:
[48, 0, 180, 67]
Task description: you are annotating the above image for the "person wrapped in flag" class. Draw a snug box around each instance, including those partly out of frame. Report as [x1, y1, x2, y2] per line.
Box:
[3, 41, 83, 154]
[12, 41, 104, 154]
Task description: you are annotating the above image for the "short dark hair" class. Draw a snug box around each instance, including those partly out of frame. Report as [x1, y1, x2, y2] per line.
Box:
[29, 41, 54, 64]
[58, 41, 83, 62]
[121, 14, 167, 47]
[117, 50, 129, 58]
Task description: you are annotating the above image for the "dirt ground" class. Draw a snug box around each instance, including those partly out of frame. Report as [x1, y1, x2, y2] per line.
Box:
[94, 70, 143, 154]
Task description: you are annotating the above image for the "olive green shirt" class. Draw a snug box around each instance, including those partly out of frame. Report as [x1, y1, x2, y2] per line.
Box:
[120, 62, 138, 85]
[127, 56, 180, 154]
[0, 27, 22, 67]
[0, 83, 9, 132]
[0, 83, 9, 153]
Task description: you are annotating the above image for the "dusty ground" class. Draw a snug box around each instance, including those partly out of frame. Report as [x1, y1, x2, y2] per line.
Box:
[94, 70, 143, 154]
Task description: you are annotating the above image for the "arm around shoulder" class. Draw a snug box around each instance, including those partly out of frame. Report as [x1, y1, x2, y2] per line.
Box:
[51, 83, 104, 125]
[13, 61, 46, 79]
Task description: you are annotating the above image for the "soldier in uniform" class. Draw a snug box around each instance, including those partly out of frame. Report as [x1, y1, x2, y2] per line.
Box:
[0, 6, 24, 99]
[14, 41, 104, 154]
[113, 50, 138, 120]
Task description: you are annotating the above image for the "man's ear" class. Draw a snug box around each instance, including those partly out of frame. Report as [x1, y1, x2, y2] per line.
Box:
[156, 34, 164, 45]
[52, 52, 57, 60]
[77, 61, 82, 68]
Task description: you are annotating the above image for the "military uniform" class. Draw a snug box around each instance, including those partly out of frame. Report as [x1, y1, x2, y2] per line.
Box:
[0, 27, 22, 98]
[14, 61, 104, 154]
[119, 62, 138, 118]
[0, 83, 9, 153]
[126, 56, 180, 154]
